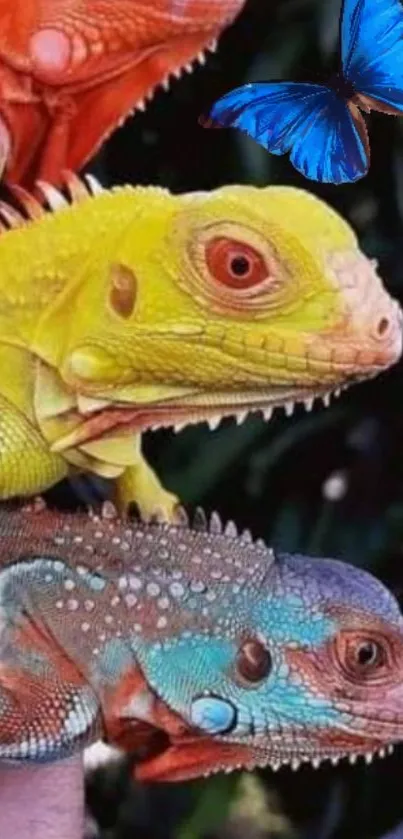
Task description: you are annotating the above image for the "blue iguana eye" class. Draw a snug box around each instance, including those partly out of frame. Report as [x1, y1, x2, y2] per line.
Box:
[190, 695, 237, 734]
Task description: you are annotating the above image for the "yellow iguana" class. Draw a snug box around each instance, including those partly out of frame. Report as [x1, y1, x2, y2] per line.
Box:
[0, 174, 401, 519]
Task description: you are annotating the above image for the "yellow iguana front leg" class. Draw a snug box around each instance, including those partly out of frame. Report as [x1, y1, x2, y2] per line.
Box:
[34, 362, 180, 521]
[80, 428, 180, 520]
[0, 346, 68, 498]
[0, 349, 178, 517]
[114, 453, 180, 522]
[0, 393, 67, 497]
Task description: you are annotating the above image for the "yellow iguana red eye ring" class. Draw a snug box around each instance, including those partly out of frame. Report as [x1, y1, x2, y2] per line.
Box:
[174, 218, 295, 318]
[204, 236, 274, 290]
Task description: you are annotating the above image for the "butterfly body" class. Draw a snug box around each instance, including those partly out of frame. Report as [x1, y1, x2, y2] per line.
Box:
[204, 0, 403, 184]
[327, 72, 356, 100]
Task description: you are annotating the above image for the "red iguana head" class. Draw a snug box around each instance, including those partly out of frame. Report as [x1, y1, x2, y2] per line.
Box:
[0, 0, 246, 187]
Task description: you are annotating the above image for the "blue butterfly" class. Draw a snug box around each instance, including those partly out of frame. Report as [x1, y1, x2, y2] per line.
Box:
[202, 0, 403, 184]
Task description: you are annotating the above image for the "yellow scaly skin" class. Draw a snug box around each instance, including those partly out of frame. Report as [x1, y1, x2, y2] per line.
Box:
[0, 176, 401, 519]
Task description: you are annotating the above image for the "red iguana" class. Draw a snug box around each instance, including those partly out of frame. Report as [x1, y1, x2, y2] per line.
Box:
[0, 173, 401, 519]
[0, 0, 246, 187]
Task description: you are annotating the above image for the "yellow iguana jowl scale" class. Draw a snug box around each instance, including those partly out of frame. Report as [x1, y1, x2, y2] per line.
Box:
[0, 174, 401, 519]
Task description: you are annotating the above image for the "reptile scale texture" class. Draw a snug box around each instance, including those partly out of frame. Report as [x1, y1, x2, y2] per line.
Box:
[0, 0, 247, 187]
[0, 501, 402, 782]
[0, 174, 401, 520]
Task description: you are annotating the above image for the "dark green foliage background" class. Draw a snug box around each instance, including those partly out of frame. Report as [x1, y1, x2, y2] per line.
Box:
[83, 0, 403, 836]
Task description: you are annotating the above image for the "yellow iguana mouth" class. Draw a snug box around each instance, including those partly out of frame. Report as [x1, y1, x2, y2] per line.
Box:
[49, 383, 345, 454]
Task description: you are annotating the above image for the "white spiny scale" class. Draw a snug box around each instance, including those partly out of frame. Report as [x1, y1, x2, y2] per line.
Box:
[334, 388, 341, 398]
[185, 62, 194, 72]
[388, 744, 394, 754]
[240, 528, 253, 543]
[349, 754, 358, 764]
[0, 205, 23, 228]
[322, 393, 331, 408]
[198, 51, 207, 65]
[209, 511, 222, 535]
[193, 507, 208, 531]
[330, 756, 339, 766]
[263, 407, 273, 420]
[162, 77, 170, 90]
[256, 538, 267, 550]
[378, 748, 386, 759]
[284, 401, 295, 417]
[304, 396, 314, 411]
[137, 99, 146, 111]
[311, 756, 321, 769]
[175, 505, 190, 528]
[151, 506, 168, 524]
[224, 520, 238, 538]
[291, 757, 300, 771]
[36, 181, 68, 210]
[365, 752, 373, 764]
[101, 500, 118, 520]
[85, 174, 103, 195]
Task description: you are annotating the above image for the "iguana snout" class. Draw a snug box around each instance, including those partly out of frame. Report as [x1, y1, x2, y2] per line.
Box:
[306, 249, 403, 380]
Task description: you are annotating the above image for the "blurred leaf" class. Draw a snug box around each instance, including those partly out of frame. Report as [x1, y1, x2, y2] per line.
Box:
[178, 776, 239, 839]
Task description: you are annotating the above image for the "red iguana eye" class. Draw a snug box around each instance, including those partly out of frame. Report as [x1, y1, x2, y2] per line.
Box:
[205, 237, 273, 289]
[235, 639, 272, 684]
[335, 632, 389, 681]
[346, 639, 385, 673]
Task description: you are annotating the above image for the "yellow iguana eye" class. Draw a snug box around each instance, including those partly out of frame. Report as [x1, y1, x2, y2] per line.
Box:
[204, 236, 274, 290]
[180, 220, 293, 318]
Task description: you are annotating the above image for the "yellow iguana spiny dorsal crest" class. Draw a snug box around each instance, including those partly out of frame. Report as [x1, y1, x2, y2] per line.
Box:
[0, 173, 401, 518]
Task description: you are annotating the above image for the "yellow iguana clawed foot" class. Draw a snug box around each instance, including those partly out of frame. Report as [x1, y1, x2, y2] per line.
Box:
[114, 459, 180, 523]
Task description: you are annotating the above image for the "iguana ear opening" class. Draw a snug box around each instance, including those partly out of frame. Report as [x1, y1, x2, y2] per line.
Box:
[108, 263, 137, 319]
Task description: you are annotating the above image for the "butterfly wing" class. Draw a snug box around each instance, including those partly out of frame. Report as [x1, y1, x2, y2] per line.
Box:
[206, 82, 369, 183]
[341, 0, 403, 111]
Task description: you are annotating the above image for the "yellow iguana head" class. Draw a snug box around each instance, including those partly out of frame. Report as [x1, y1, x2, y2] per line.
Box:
[36, 183, 402, 455]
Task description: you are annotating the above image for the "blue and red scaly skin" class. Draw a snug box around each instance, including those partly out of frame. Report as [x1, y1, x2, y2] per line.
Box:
[0, 501, 403, 781]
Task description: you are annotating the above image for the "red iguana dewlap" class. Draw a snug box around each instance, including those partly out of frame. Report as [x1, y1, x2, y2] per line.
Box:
[0, 0, 246, 187]
[0, 501, 402, 781]
[0, 174, 400, 519]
